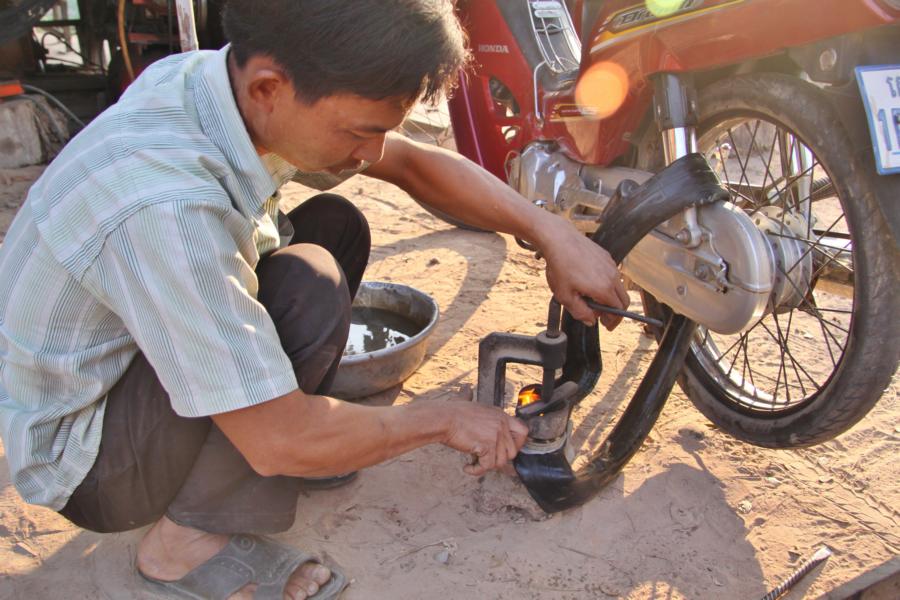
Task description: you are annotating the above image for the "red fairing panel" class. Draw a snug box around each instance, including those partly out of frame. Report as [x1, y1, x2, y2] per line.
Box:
[450, 0, 898, 173]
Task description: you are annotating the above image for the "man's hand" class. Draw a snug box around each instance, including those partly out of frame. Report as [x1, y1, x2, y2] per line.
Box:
[441, 401, 529, 476]
[538, 215, 630, 330]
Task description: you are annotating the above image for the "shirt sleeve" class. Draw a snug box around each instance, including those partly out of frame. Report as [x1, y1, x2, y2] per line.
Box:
[82, 199, 298, 417]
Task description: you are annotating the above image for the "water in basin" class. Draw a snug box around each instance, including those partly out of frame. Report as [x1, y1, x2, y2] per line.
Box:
[344, 306, 422, 356]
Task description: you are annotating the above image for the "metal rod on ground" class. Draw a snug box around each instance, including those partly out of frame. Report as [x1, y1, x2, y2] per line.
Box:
[760, 545, 833, 600]
[582, 298, 665, 328]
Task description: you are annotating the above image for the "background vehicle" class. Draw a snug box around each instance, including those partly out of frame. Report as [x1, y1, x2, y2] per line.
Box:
[0, 0, 225, 123]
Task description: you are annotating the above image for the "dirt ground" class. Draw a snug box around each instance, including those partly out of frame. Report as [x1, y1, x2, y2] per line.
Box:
[0, 166, 897, 599]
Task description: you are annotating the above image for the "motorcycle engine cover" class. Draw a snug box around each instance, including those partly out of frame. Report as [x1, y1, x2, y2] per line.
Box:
[511, 143, 776, 334]
[622, 201, 775, 334]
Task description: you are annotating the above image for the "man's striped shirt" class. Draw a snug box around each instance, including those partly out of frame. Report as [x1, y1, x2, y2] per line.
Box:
[0, 47, 317, 509]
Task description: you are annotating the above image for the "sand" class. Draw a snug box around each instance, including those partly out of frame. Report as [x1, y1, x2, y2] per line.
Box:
[0, 166, 897, 599]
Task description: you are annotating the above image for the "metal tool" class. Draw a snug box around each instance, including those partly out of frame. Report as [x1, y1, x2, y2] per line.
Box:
[583, 298, 665, 329]
[760, 546, 833, 600]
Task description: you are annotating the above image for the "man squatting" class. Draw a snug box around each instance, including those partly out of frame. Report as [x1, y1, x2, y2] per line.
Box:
[0, 1, 629, 598]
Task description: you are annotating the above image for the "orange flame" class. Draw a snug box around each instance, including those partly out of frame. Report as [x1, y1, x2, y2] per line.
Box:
[517, 384, 542, 407]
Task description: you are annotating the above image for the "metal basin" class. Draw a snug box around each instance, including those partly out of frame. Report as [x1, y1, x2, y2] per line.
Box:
[331, 281, 439, 399]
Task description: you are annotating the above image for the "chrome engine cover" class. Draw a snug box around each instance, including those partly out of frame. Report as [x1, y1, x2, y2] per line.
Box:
[509, 143, 776, 334]
[623, 204, 773, 334]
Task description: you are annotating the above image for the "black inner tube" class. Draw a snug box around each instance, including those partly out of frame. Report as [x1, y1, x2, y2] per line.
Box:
[514, 153, 728, 513]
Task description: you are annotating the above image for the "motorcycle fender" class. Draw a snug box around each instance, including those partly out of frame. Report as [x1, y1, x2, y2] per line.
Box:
[793, 28, 900, 247]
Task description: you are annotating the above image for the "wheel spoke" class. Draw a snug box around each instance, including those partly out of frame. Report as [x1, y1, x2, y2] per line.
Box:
[714, 135, 734, 191]
[738, 325, 761, 399]
[726, 128, 757, 205]
[784, 212, 847, 276]
[816, 313, 839, 368]
[767, 321, 785, 403]
[740, 332, 750, 394]
[725, 333, 747, 379]
[758, 122, 782, 200]
[777, 310, 802, 398]
[809, 245, 854, 279]
[765, 230, 851, 262]
[762, 158, 818, 212]
[716, 316, 766, 360]
[744, 120, 774, 207]
[778, 311, 814, 398]
[810, 307, 852, 314]
[784, 272, 851, 337]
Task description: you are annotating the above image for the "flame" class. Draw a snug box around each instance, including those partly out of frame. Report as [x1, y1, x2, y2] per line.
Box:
[646, 0, 683, 17]
[517, 385, 542, 407]
[574, 61, 629, 119]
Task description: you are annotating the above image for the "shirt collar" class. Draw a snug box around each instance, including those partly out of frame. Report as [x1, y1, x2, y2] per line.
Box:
[193, 45, 281, 212]
[260, 153, 299, 189]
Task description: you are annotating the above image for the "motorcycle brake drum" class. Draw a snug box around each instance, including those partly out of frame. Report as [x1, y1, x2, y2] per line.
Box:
[751, 206, 813, 314]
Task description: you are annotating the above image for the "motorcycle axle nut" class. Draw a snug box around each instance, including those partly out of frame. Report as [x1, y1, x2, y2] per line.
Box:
[819, 48, 838, 72]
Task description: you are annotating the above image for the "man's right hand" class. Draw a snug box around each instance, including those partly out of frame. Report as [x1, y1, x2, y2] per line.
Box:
[441, 401, 529, 476]
[214, 388, 531, 480]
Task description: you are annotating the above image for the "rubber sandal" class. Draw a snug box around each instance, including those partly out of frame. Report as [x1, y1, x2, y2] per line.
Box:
[138, 534, 348, 600]
[299, 471, 358, 490]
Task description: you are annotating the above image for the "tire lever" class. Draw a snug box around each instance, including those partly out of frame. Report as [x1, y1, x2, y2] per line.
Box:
[583, 297, 665, 329]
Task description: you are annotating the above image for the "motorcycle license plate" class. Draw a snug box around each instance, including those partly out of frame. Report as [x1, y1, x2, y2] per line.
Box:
[856, 65, 900, 175]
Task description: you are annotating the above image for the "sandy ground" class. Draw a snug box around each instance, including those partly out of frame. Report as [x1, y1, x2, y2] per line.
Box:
[0, 166, 897, 599]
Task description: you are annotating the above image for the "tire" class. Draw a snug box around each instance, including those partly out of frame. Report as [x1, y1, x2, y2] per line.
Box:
[643, 73, 899, 448]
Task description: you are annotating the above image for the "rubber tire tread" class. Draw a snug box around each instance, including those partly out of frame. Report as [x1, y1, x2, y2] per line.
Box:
[662, 73, 899, 448]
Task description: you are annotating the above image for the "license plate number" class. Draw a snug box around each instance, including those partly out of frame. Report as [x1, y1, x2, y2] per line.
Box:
[856, 65, 900, 175]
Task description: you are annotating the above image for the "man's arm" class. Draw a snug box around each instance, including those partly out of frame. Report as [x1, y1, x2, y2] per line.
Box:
[365, 133, 630, 328]
[213, 389, 527, 478]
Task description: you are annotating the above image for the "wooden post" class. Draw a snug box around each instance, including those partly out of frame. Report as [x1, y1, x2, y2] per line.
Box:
[174, 0, 198, 52]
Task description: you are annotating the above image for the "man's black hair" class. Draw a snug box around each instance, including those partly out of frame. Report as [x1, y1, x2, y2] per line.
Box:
[222, 0, 470, 104]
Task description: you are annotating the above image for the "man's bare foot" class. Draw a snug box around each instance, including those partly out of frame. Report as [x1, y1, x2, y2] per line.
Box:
[137, 516, 331, 600]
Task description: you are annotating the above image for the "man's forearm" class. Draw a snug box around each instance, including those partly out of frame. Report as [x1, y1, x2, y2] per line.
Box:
[371, 135, 562, 250]
[213, 390, 453, 477]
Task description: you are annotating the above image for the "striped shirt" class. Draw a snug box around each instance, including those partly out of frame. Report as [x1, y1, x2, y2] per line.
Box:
[0, 47, 351, 510]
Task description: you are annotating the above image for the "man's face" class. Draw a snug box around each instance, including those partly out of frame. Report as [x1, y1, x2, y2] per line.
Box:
[263, 90, 411, 173]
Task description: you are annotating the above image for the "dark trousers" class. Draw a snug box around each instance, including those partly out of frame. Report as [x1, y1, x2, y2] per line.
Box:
[59, 194, 370, 535]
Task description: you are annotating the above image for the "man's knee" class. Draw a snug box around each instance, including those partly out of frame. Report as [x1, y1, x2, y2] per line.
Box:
[295, 193, 370, 238]
[256, 243, 352, 359]
[258, 243, 349, 305]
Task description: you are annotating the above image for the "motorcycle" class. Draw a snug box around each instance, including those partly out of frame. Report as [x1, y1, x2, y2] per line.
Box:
[418, 0, 900, 512]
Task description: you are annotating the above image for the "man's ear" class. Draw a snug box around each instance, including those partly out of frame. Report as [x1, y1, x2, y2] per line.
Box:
[243, 57, 291, 114]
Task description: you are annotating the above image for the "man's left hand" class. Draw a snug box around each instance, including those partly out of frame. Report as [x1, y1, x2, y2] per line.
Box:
[537, 216, 630, 330]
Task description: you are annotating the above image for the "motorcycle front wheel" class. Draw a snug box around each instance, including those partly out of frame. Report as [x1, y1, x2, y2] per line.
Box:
[643, 72, 899, 448]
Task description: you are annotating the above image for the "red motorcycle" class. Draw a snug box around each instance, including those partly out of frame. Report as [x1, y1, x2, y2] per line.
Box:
[424, 0, 900, 512]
